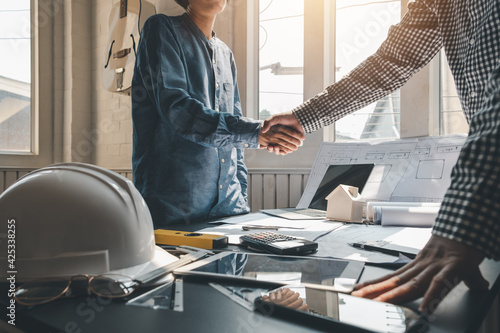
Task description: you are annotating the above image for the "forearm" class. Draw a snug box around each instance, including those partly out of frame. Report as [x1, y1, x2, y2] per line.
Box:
[159, 90, 260, 149]
[294, 0, 443, 133]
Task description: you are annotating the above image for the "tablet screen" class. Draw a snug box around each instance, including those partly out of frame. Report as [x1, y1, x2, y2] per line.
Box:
[255, 286, 426, 333]
[175, 253, 364, 289]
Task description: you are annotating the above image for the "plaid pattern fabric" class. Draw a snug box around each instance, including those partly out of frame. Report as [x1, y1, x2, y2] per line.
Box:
[293, 0, 500, 259]
[434, 67, 500, 260]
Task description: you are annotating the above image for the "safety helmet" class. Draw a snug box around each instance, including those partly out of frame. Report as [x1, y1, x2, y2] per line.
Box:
[0, 162, 174, 282]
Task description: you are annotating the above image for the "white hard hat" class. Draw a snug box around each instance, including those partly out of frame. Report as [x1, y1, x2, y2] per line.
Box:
[0, 162, 175, 282]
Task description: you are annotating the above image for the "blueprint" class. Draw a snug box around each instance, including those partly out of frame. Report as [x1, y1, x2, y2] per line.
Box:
[390, 134, 466, 202]
[297, 134, 467, 207]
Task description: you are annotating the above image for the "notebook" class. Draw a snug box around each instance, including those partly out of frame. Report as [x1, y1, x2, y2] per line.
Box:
[261, 163, 375, 220]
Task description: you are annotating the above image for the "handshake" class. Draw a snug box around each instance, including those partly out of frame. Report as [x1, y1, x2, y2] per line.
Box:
[258, 112, 305, 155]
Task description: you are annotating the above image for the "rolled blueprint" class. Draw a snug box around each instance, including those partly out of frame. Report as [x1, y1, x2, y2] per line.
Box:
[372, 206, 441, 227]
[366, 201, 441, 221]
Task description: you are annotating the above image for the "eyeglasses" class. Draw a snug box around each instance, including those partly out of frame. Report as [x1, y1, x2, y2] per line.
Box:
[15, 249, 210, 307]
[14, 274, 141, 306]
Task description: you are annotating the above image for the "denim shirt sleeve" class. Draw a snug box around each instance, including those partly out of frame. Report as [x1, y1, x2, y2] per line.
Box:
[135, 16, 260, 149]
[228, 55, 250, 200]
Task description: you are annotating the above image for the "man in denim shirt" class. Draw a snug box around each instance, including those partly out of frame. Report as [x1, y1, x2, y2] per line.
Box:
[132, 0, 302, 227]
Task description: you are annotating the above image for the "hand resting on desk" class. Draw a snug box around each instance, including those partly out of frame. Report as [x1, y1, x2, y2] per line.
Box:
[352, 235, 489, 313]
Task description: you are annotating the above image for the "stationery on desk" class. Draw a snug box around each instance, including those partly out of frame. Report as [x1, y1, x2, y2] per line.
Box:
[202, 136, 464, 264]
[198, 213, 345, 248]
[348, 240, 418, 259]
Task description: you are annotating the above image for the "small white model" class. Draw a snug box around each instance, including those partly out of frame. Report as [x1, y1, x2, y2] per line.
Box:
[326, 184, 365, 223]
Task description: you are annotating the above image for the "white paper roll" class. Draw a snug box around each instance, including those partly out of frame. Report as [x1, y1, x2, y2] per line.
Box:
[366, 201, 441, 221]
[378, 206, 440, 227]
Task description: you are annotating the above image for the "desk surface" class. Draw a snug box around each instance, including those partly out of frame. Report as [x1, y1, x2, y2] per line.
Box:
[2, 216, 499, 333]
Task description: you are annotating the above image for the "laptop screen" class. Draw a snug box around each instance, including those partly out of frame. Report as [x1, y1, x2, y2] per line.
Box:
[308, 164, 375, 210]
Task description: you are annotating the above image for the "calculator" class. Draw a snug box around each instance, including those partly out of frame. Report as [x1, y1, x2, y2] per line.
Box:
[239, 231, 318, 255]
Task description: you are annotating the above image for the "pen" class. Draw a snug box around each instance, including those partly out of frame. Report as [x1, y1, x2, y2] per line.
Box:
[241, 225, 306, 231]
[348, 242, 417, 259]
[242, 225, 279, 231]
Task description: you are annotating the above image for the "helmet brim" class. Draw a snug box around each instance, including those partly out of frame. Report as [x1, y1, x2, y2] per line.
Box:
[107, 246, 179, 285]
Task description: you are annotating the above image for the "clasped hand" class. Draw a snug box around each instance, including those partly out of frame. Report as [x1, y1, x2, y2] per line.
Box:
[258, 112, 305, 155]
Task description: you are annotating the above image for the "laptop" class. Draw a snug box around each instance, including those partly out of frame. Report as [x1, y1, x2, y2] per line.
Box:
[261, 163, 375, 220]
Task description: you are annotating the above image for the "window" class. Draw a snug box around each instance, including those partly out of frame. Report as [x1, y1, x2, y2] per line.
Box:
[258, 0, 304, 120]
[0, 0, 32, 153]
[255, 0, 405, 140]
[237, 0, 469, 168]
[0, 0, 54, 168]
[334, 0, 401, 141]
[439, 51, 468, 135]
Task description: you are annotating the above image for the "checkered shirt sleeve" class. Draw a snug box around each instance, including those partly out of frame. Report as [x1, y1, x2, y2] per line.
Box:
[293, 1, 443, 133]
[433, 66, 500, 260]
[293, 0, 500, 259]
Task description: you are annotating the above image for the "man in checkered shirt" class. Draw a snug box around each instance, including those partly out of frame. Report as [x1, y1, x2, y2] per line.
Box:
[262, 0, 500, 313]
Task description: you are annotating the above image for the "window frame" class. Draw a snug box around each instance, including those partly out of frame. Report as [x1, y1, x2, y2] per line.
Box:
[232, 0, 451, 168]
[0, 0, 54, 168]
[234, 0, 325, 169]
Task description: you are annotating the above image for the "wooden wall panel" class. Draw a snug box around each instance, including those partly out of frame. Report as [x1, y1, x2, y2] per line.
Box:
[275, 174, 289, 208]
[250, 173, 263, 211]
[262, 174, 276, 209]
[0, 172, 4, 193]
[0, 169, 310, 213]
[4, 172, 18, 191]
[289, 174, 303, 208]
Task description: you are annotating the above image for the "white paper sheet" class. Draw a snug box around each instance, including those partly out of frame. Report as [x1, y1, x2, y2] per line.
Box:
[390, 134, 466, 202]
[297, 135, 466, 208]
[208, 213, 322, 228]
[297, 140, 418, 207]
[312, 224, 432, 263]
[199, 213, 345, 245]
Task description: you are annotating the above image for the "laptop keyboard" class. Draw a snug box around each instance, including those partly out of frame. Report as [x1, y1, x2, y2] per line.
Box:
[287, 208, 326, 217]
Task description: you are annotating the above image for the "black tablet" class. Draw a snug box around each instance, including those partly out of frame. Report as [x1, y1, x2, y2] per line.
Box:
[174, 252, 364, 291]
[254, 285, 427, 333]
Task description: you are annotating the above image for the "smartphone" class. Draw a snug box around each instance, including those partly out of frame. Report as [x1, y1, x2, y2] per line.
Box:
[254, 286, 427, 333]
